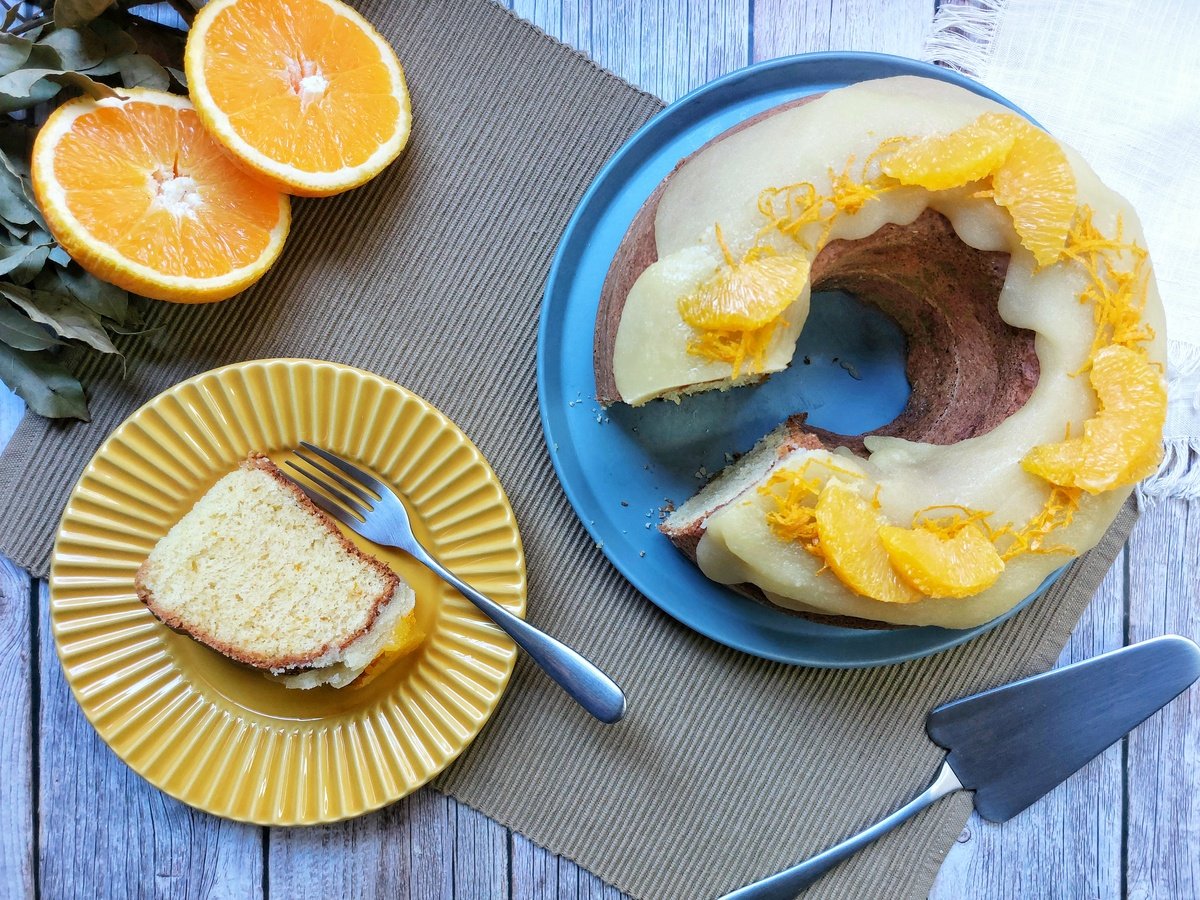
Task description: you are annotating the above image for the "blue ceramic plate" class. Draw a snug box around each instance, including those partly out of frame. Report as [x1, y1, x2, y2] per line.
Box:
[537, 52, 1063, 667]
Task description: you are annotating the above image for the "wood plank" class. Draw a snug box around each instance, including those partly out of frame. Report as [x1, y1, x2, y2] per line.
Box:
[268, 788, 506, 898]
[511, 0, 750, 102]
[0, 558, 33, 899]
[930, 549, 1126, 899]
[752, 0, 932, 60]
[511, 834, 624, 900]
[36, 582, 263, 899]
[454, 804, 509, 898]
[1127, 497, 1200, 900]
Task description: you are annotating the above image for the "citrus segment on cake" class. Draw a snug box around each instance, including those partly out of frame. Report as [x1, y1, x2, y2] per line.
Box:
[990, 122, 1076, 268]
[879, 522, 1005, 599]
[185, 0, 411, 196]
[814, 482, 922, 605]
[31, 90, 290, 303]
[881, 112, 1017, 191]
[1022, 344, 1167, 493]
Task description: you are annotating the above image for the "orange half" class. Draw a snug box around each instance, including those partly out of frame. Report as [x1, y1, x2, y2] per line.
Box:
[185, 0, 411, 196]
[31, 89, 290, 303]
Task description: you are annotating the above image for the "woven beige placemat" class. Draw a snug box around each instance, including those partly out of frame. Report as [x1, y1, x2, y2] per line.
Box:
[0, 2, 1135, 897]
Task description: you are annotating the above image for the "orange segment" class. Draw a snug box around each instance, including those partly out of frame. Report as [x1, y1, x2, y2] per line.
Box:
[814, 482, 922, 604]
[992, 121, 1076, 268]
[881, 113, 1017, 191]
[679, 251, 809, 331]
[879, 523, 1004, 599]
[1022, 344, 1166, 493]
[185, 0, 411, 196]
[351, 610, 425, 689]
[31, 90, 289, 303]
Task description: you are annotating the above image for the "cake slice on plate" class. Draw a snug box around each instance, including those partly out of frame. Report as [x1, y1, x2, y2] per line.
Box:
[135, 452, 418, 689]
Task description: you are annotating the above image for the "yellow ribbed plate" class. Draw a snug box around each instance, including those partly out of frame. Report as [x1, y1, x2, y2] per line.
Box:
[49, 359, 526, 825]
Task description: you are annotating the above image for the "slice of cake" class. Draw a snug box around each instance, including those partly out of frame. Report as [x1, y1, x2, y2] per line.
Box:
[134, 452, 417, 689]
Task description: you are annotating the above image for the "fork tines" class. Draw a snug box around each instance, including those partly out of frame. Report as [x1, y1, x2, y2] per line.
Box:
[283, 443, 383, 523]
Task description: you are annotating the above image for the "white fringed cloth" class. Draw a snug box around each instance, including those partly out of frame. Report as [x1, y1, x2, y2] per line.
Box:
[924, 0, 1200, 499]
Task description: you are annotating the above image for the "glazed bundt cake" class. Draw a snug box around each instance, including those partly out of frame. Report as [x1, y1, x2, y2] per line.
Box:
[594, 76, 1166, 629]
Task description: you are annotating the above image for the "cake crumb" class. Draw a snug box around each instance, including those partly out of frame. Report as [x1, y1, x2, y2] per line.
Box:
[838, 359, 862, 380]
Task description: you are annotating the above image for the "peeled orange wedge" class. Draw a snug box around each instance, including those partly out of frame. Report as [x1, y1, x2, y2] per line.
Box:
[881, 113, 1017, 191]
[185, 0, 411, 196]
[679, 253, 809, 331]
[814, 481, 922, 605]
[992, 121, 1076, 268]
[1022, 344, 1166, 493]
[879, 522, 1004, 599]
[31, 90, 290, 304]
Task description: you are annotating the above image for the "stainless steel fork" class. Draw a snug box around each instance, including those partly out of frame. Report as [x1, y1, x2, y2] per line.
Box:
[284, 442, 626, 723]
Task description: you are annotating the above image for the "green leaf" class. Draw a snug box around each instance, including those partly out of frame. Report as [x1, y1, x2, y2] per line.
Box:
[115, 53, 169, 90]
[41, 26, 106, 71]
[0, 146, 47, 229]
[87, 18, 138, 59]
[45, 264, 129, 321]
[47, 245, 71, 266]
[8, 245, 49, 284]
[0, 34, 35, 78]
[0, 344, 88, 420]
[0, 301, 60, 350]
[0, 175, 36, 226]
[166, 66, 187, 90]
[0, 242, 50, 283]
[0, 67, 65, 113]
[49, 70, 124, 101]
[53, 0, 116, 30]
[0, 283, 119, 354]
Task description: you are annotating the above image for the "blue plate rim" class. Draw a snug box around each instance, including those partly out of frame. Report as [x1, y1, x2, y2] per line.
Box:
[536, 51, 1059, 667]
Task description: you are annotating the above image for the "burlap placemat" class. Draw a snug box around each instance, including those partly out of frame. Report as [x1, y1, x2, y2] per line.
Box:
[0, 1, 1136, 897]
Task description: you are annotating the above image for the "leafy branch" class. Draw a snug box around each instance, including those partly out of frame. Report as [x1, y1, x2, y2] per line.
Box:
[0, 2, 185, 419]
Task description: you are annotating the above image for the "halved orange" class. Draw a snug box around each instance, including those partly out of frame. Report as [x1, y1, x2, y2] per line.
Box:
[31, 89, 290, 304]
[185, 0, 411, 196]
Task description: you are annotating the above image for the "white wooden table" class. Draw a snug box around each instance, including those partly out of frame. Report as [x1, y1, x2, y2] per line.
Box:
[2, 1, 1197, 897]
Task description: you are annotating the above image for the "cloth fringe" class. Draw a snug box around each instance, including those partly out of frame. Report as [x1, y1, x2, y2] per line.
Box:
[922, 0, 1008, 76]
[1141, 340, 1200, 501]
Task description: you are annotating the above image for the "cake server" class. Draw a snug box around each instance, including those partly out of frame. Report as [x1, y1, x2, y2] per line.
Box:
[283, 442, 627, 724]
[720, 634, 1200, 899]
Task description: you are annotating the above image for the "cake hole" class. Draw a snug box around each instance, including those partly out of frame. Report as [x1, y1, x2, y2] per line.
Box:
[810, 209, 1039, 451]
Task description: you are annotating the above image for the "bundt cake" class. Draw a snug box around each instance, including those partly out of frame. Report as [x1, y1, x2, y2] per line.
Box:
[593, 76, 1166, 629]
[135, 452, 420, 688]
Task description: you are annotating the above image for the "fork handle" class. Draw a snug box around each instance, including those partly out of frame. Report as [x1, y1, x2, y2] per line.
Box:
[415, 551, 627, 724]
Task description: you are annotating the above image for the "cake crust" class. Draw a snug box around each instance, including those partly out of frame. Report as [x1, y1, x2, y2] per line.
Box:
[134, 452, 400, 672]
